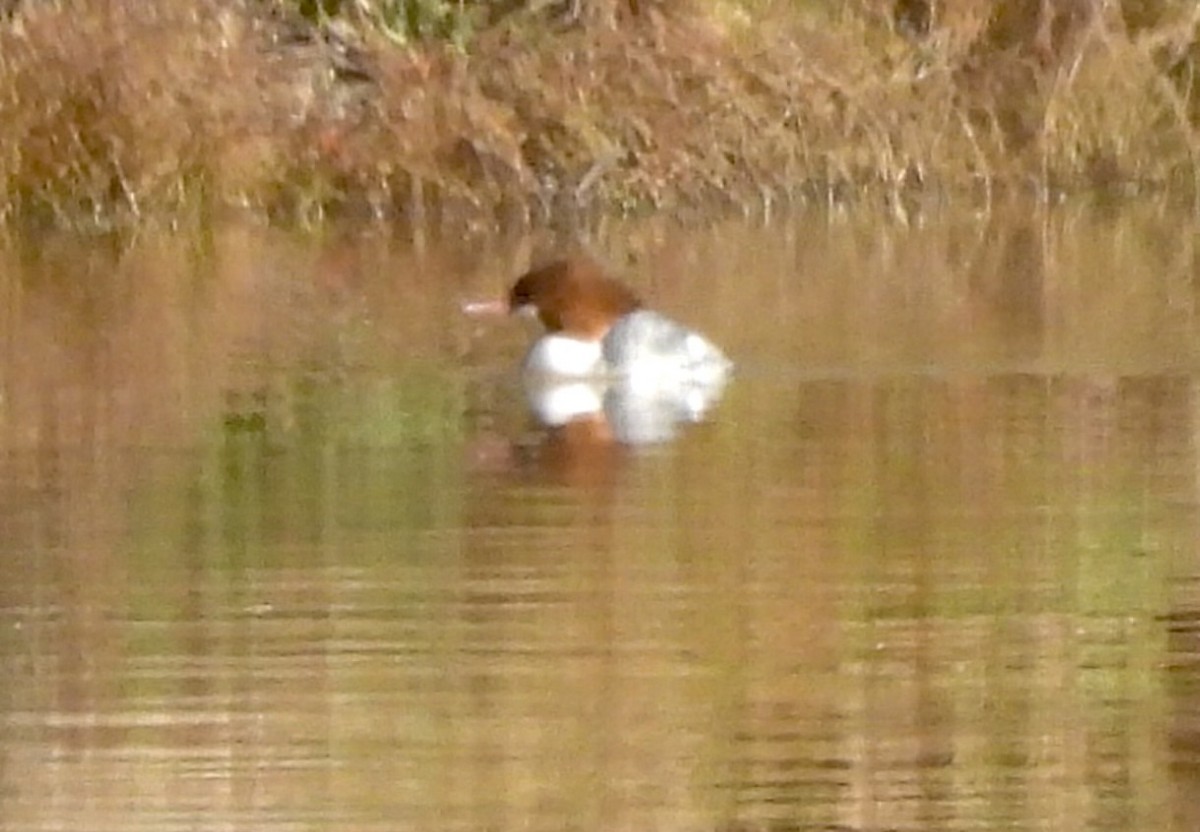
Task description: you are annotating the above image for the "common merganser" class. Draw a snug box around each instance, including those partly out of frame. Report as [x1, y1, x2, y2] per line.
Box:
[507, 258, 733, 383]
[461, 257, 732, 443]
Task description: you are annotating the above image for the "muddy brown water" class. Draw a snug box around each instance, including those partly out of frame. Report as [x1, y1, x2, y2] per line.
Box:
[1, 203, 1199, 831]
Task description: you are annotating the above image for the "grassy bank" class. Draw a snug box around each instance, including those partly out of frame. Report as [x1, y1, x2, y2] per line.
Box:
[1, 0, 1199, 228]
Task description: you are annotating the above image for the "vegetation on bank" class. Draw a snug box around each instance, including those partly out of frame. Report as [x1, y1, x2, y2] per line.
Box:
[2, 0, 1200, 227]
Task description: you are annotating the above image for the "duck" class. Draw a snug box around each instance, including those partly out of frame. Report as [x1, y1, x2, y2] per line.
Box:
[507, 258, 733, 384]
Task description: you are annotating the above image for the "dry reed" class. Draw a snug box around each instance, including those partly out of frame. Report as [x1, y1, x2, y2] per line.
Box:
[0, 0, 1197, 228]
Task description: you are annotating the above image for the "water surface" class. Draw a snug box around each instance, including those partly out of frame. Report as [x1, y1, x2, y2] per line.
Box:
[1, 204, 1199, 831]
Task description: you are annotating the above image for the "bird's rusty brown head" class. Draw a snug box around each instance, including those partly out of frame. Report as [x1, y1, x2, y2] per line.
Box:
[508, 258, 642, 340]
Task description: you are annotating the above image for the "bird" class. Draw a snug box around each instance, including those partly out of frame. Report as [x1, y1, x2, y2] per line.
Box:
[506, 257, 732, 384]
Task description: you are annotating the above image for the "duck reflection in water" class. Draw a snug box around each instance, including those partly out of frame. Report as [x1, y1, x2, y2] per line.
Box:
[522, 367, 728, 445]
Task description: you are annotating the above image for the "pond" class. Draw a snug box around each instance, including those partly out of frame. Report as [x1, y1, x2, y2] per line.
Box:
[0, 202, 1198, 831]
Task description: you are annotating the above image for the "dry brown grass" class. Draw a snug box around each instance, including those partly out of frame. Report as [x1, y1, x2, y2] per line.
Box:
[0, 0, 1199, 228]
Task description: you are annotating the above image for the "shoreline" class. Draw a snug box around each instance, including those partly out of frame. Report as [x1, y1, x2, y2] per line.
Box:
[0, 1, 1198, 229]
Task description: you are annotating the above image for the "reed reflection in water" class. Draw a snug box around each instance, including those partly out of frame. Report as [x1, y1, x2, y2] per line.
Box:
[0, 205, 1198, 832]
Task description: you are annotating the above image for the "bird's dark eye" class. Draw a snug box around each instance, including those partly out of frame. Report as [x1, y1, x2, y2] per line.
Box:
[508, 278, 534, 310]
